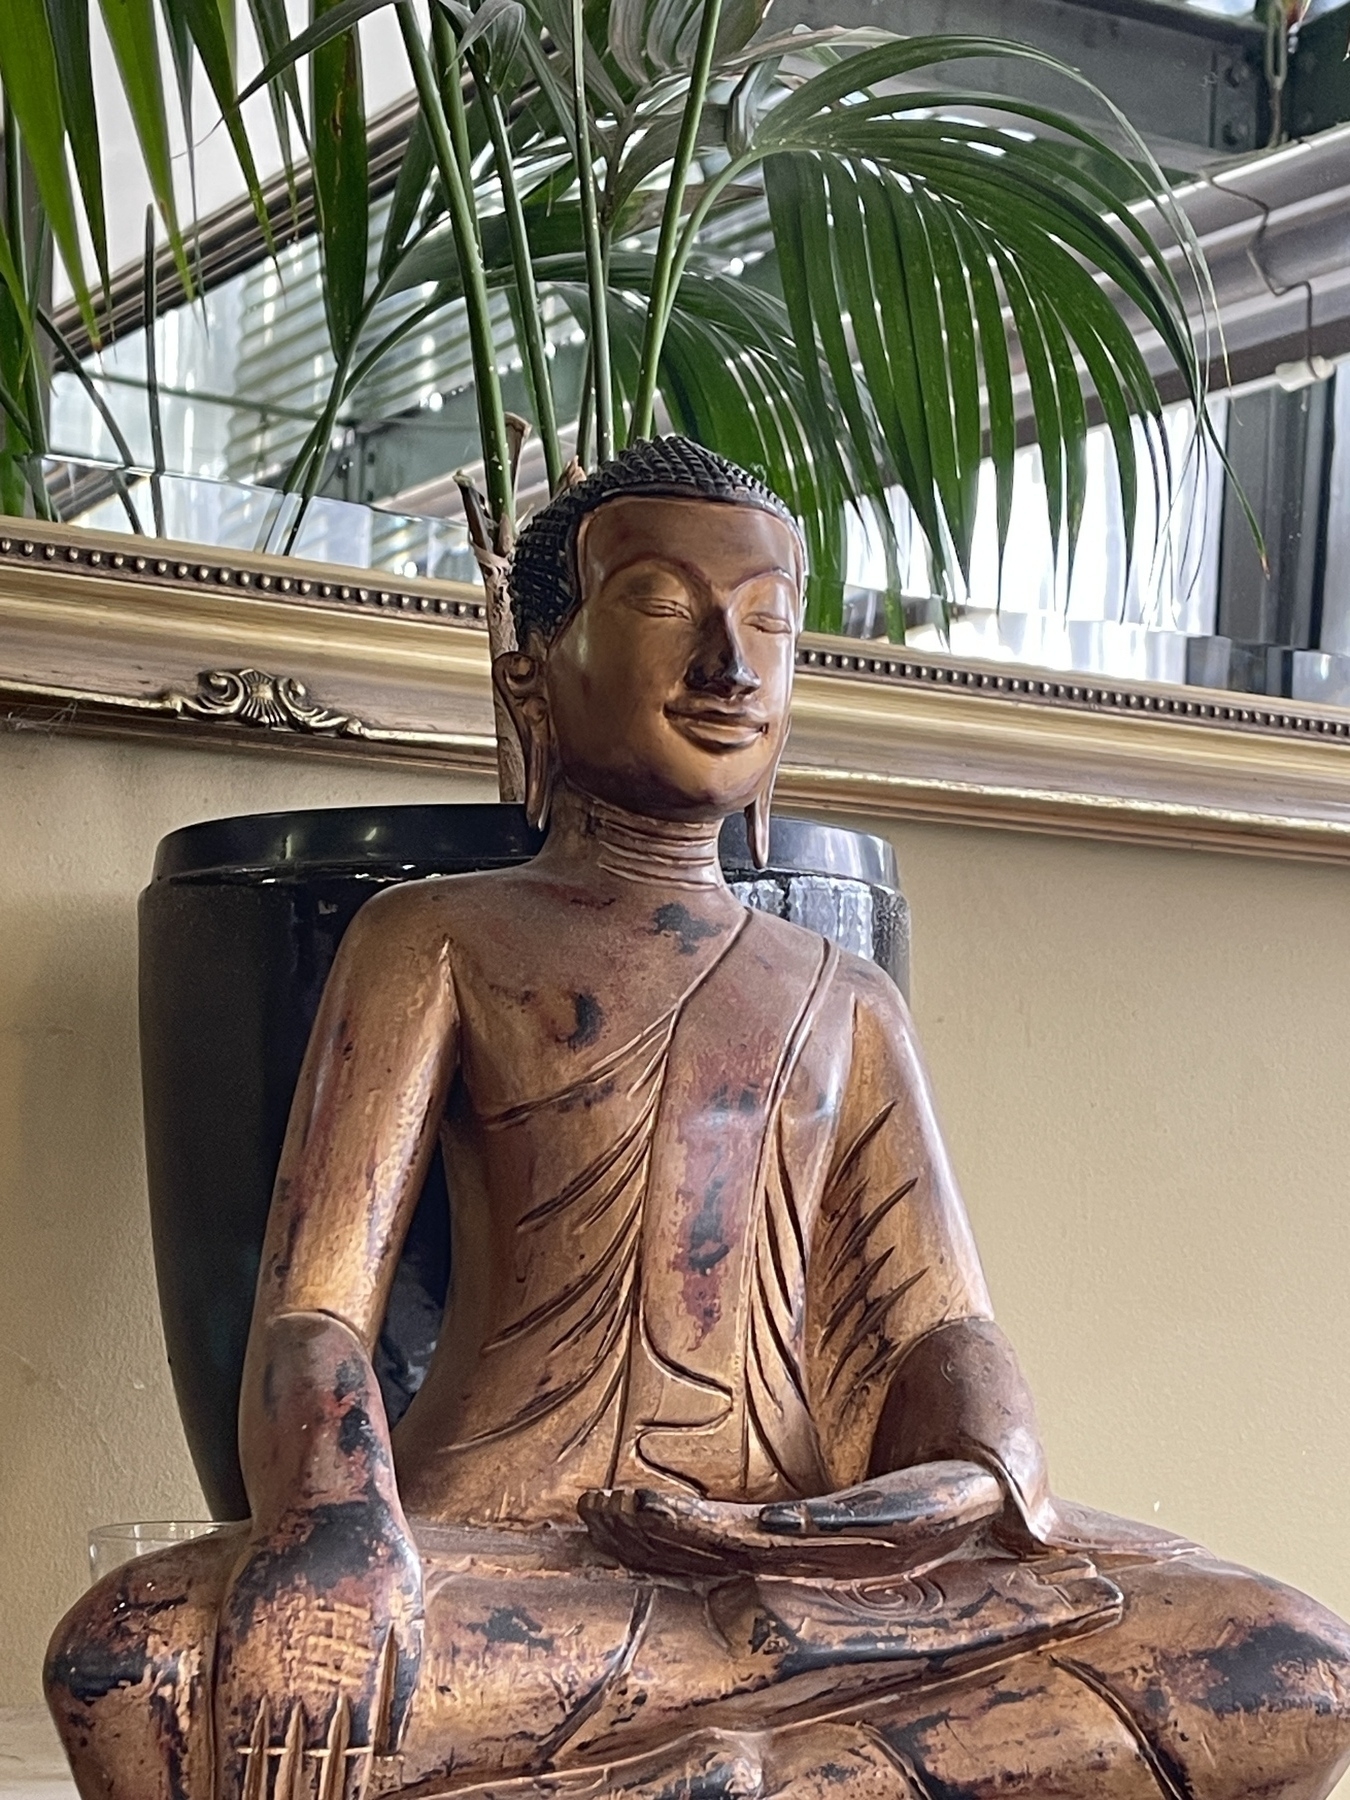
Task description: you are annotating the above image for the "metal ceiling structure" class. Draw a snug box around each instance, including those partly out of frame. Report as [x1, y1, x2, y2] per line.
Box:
[775, 0, 1271, 169]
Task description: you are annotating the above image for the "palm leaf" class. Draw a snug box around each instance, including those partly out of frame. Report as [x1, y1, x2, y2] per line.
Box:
[949, 212, 1014, 581]
[44, 0, 111, 296]
[312, 0, 370, 358]
[244, 0, 310, 171]
[379, 110, 434, 279]
[0, 214, 34, 355]
[854, 167, 944, 569]
[0, 0, 96, 331]
[763, 154, 896, 589]
[0, 278, 34, 512]
[37, 303, 146, 531]
[997, 249, 1064, 566]
[166, 0, 274, 242]
[143, 206, 167, 535]
[237, 0, 395, 99]
[99, 0, 191, 291]
[159, 0, 200, 235]
[919, 193, 982, 572]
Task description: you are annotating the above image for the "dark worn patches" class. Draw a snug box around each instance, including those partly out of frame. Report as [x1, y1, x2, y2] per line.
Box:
[124, 1592, 191, 1621]
[1199, 1620, 1347, 1717]
[48, 1640, 150, 1705]
[1054, 1657, 1192, 1800]
[221, 1499, 400, 1619]
[337, 1399, 380, 1460]
[875, 1723, 978, 1800]
[146, 1665, 190, 1798]
[567, 993, 604, 1050]
[333, 1356, 365, 1403]
[268, 1185, 301, 1283]
[687, 1178, 731, 1278]
[986, 1683, 1043, 1709]
[468, 1606, 555, 1651]
[652, 903, 722, 956]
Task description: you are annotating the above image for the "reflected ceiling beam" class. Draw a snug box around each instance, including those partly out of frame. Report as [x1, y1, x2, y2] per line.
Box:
[772, 0, 1269, 169]
[1124, 123, 1350, 405]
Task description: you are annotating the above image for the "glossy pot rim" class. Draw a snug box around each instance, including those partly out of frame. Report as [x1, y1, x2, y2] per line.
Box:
[149, 803, 898, 890]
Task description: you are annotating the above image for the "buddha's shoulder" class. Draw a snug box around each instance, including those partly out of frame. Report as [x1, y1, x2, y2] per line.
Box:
[737, 908, 909, 1019]
[339, 866, 525, 949]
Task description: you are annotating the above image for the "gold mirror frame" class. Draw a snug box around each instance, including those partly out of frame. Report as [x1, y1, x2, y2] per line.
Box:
[4, 517, 1350, 862]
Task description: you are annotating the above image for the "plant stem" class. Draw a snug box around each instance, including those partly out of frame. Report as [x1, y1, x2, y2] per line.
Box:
[277, 275, 448, 533]
[400, 0, 525, 800]
[629, 0, 725, 443]
[398, 0, 512, 531]
[3, 101, 53, 520]
[432, 9, 478, 220]
[474, 53, 563, 493]
[660, 148, 751, 327]
[575, 340, 593, 468]
[569, 0, 612, 463]
[144, 208, 167, 537]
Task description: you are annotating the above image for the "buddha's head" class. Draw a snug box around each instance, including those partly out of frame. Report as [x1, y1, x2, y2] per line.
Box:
[497, 437, 804, 862]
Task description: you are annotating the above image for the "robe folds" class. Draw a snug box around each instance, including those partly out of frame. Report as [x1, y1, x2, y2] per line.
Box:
[395, 907, 1050, 1528]
[45, 905, 1350, 1800]
[372, 911, 1350, 1800]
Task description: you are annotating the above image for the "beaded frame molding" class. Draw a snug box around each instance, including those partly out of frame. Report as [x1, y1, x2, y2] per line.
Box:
[4, 519, 1350, 862]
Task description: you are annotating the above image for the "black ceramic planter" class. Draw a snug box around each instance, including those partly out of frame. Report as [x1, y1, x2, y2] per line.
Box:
[139, 804, 909, 1518]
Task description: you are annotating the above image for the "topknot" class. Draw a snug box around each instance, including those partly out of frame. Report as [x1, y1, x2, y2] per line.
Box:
[508, 435, 801, 646]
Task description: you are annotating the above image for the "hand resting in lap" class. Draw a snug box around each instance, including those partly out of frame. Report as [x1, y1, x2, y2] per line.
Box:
[579, 1461, 1005, 1579]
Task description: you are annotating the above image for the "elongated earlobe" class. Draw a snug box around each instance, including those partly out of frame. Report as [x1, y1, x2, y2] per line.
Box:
[746, 784, 773, 870]
[524, 732, 556, 833]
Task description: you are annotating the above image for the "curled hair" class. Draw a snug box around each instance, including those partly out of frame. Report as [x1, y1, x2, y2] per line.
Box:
[508, 435, 802, 645]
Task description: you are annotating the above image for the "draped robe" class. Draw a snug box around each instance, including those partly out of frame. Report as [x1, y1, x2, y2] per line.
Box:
[44, 901, 1350, 1800]
[398, 908, 1038, 1521]
[376, 909, 1350, 1800]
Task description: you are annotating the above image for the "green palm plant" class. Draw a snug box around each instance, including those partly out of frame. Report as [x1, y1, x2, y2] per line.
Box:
[0, 0, 1221, 794]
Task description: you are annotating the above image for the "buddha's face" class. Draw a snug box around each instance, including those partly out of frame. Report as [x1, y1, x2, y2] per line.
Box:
[505, 493, 802, 822]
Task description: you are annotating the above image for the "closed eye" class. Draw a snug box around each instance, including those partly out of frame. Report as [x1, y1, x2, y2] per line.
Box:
[630, 596, 695, 620]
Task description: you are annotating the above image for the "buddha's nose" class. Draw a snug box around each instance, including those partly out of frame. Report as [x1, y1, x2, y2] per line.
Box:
[686, 613, 760, 697]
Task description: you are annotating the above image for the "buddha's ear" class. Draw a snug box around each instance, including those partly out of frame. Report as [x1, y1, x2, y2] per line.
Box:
[745, 750, 783, 870]
[493, 643, 556, 831]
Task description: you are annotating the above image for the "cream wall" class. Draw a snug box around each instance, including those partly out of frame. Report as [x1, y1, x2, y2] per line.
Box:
[2, 728, 1349, 1715]
[0, 731, 494, 1703]
[878, 816, 1350, 1621]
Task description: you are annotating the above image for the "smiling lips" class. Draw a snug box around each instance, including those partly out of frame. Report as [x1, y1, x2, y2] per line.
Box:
[664, 703, 770, 751]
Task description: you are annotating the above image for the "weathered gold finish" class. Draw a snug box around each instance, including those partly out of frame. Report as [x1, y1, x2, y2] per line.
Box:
[43, 455, 1350, 1799]
[8, 516, 1350, 859]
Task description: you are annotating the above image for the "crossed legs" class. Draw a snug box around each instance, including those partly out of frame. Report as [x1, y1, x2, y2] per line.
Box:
[46, 1529, 1350, 1800]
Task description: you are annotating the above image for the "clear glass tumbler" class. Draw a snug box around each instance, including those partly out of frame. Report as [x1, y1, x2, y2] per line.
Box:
[87, 1520, 218, 1586]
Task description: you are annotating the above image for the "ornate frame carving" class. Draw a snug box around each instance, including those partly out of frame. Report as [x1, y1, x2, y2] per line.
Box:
[4, 518, 1350, 862]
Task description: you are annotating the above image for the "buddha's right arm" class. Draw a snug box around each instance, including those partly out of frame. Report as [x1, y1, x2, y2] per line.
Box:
[213, 884, 457, 1785]
[242, 879, 460, 1445]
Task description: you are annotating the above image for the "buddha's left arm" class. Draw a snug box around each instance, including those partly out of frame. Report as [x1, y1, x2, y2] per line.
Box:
[805, 959, 1056, 1546]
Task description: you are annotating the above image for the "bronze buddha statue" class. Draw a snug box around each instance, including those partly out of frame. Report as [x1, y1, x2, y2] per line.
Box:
[46, 438, 1350, 1800]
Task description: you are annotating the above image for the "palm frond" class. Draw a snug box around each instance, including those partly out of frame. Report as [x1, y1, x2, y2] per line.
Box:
[3, 0, 1232, 661]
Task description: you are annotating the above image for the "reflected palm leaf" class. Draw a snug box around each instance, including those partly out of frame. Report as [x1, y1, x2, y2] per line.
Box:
[0, 0, 1230, 658]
